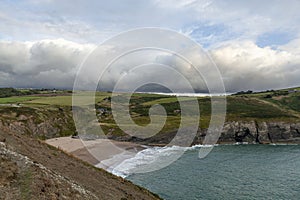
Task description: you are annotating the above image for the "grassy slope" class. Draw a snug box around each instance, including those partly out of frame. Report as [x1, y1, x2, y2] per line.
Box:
[0, 88, 299, 138]
[0, 129, 161, 200]
[231, 87, 300, 118]
[0, 96, 41, 104]
[97, 89, 300, 135]
[0, 90, 162, 199]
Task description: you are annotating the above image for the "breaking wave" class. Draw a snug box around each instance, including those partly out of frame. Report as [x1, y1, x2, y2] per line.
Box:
[110, 144, 216, 178]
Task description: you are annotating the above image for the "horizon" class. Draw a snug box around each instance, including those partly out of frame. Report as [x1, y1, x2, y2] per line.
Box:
[2, 85, 300, 94]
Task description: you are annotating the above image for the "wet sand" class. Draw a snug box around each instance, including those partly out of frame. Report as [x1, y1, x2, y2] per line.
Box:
[45, 137, 144, 169]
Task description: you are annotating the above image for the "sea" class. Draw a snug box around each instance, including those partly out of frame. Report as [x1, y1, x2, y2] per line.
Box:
[110, 144, 300, 200]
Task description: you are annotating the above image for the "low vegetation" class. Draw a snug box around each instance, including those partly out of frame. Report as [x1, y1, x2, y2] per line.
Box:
[0, 87, 299, 139]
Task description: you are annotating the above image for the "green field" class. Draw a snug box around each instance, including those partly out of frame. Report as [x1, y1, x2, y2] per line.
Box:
[26, 96, 72, 106]
[0, 96, 41, 104]
[0, 91, 111, 107]
[0, 87, 300, 137]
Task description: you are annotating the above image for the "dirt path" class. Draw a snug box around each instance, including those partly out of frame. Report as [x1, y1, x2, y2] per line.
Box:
[254, 98, 300, 118]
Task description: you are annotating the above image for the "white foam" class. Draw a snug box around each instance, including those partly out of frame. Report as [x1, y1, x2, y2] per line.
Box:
[97, 142, 299, 177]
[95, 151, 135, 171]
[108, 144, 216, 178]
[269, 143, 299, 146]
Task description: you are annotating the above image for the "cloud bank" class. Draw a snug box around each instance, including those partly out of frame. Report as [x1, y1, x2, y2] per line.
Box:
[0, 39, 95, 89]
[0, 38, 299, 92]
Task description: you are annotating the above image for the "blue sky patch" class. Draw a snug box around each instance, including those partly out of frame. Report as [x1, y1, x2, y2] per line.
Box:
[256, 31, 294, 48]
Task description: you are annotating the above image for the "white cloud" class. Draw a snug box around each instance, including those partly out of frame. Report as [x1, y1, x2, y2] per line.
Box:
[210, 40, 300, 91]
[1, 0, 300, 46]
[279, 38, 300, 55]
[160, 0, 300, 44]
[0, 38, 299, 92]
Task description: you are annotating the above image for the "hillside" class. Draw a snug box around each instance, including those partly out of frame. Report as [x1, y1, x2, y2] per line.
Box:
[0, 87, 300, 144]
[1, 87, 300, 198]
[0, 129, 161, 200]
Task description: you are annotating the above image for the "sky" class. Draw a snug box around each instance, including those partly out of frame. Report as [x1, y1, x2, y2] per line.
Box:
[0, 0, 300, 92]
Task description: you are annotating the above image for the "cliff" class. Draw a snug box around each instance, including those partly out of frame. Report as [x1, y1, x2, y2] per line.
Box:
[117, 121, 300, 146]
[1, 106, 300, 145]
[200, 121, 300, 144]
[2, 88, 300, 145]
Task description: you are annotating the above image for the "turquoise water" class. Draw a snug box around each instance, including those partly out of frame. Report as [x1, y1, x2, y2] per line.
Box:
[127, 145, 300, 200]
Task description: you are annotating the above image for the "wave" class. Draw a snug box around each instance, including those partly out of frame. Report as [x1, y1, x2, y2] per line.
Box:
[97, 142, 300, 178]
[95, 151, 136, 172]
[110, 144, 217, 178]
[269, 143, 299, 146]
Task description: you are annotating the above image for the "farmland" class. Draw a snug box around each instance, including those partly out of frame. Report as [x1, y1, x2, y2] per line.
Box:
[0, 87, 300, 139]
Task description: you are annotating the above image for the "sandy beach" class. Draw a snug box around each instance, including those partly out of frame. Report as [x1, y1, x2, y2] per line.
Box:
[46, 137, 144, 169]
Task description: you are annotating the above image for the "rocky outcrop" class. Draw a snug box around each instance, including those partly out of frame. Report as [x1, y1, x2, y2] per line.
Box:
[124, 121, 300, 145]
[194, 121, 300, 144]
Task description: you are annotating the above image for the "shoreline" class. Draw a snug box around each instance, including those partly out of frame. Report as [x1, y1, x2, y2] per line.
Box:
[46, 136, 300, 175]
[45, 136, 145, 170]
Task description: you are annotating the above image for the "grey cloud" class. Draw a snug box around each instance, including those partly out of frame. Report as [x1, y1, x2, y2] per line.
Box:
[0, 38, 300, 92]
[0, 39, 94, 88]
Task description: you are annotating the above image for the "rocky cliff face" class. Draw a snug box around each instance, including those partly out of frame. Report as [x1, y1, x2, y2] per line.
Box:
[194, 121, 300, 144]
[123, 121, 300, 145]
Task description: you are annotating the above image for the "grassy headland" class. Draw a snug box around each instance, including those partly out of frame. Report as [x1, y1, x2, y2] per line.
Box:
[0, 87, 299, 140]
